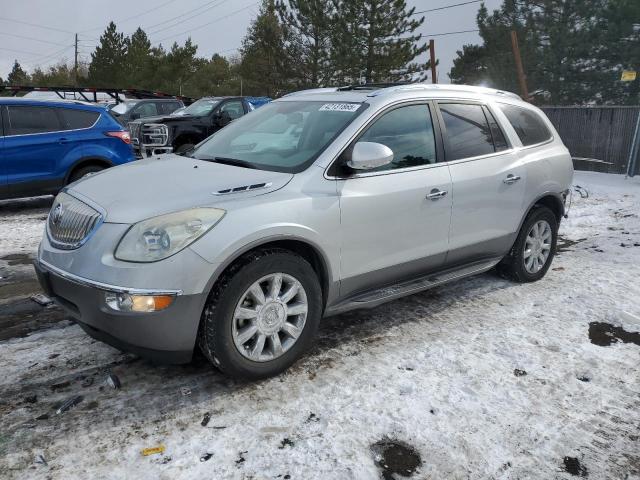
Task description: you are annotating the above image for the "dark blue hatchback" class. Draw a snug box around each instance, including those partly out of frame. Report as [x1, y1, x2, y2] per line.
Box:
[0, 98, 134, 200]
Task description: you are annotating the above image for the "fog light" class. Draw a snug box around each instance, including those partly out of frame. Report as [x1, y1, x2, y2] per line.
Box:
[105, 292, 175, 312]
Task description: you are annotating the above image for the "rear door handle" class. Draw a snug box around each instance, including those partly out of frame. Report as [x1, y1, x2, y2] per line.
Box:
[503, 174, 521, 184]
[426, 189, 448, 200]
[58, 138, 70, 144]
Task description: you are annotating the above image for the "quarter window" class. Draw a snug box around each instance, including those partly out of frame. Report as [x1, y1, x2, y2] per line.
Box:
[357, 104, 437, 171]
[59, 108, 100, 130]
[7, 106, 62, 135]
[498, 104, 552, 146]
[483, 106, 509, 152]
[439, 103, 495, 161]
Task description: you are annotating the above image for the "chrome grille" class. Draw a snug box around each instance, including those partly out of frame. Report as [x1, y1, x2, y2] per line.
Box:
[140, 123, 169, 147]
[128, 122, 141, 145]
[47, 192, 103, 250]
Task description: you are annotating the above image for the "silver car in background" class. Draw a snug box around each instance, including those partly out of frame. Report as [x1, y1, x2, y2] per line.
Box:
[34, 84, 573, 379]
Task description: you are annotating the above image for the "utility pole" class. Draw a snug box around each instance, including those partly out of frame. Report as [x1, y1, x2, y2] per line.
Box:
[510, 30, 529, 101]
[74, 33, 78, 86]
[429, 39, 437, 84]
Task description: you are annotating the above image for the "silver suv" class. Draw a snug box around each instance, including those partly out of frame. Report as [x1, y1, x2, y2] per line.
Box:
[34, 84, 573, 379]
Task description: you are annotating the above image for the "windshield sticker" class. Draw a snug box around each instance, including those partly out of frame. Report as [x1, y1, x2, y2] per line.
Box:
[319, 103, 360, 112]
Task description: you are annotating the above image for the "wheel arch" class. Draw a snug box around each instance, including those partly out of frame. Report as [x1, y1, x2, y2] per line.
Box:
[202, 236, 334, 313]
[65, 157, 114, 185]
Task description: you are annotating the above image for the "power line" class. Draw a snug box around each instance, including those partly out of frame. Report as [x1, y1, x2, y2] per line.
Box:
[0, 16, 73, 34]
[154, 2, 257, 43]
[0, 31, 70, 47]
[426, 29, 480, 37]
[145, 0, 228, 32]
[79, 0, 176, 33]
[414, 0, 482, 15]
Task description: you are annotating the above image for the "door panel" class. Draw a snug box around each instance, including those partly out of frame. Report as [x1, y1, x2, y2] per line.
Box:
[446, 153, 526, 264]
[436, 101, 527, 266]
[337, 166, 452, 297]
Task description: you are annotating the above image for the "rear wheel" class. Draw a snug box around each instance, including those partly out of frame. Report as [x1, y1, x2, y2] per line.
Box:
[497, 206, 558, 283]
[68, 165, 105, 183]
[198, 249, 322, 379]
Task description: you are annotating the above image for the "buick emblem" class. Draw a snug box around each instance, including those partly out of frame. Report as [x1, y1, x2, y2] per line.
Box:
[52, 203, 64, 225]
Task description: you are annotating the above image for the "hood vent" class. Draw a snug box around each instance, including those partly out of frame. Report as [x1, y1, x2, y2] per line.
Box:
[213, 182, 272, 195]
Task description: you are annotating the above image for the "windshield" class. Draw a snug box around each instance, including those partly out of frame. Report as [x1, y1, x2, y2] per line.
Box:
[182, 98, 220, 116]
[111, 101, 137, 115]
[192, 100, 367, 173]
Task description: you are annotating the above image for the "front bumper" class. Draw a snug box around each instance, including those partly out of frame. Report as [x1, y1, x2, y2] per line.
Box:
[34, 259, 205, 364]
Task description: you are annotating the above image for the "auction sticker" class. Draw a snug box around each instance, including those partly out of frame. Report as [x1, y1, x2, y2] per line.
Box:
[319, 103, 360, 112]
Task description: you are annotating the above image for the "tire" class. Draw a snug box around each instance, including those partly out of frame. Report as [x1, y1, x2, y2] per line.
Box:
[68, 165, 105, 183]
[175, 143, 194, 155]
[198, 248, 323, 379]
[497, 206, 558, 283]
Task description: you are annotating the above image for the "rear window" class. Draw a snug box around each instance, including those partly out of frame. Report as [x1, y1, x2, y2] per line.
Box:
[6, 106, 62, 135]
[498, 104, 552, 146]
[59, 108, 100, 130]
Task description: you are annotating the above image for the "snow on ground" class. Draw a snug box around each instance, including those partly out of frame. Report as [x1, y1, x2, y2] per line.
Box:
[0, 172, 639, 479]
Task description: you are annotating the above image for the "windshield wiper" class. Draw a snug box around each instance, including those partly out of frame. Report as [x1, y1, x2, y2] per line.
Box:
[210, 156, 258, 169]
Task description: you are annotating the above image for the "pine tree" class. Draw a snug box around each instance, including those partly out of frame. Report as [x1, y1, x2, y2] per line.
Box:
[7, 60, 30, 85]
[276, 0, 335, 87]
[330, 0, 427, 84]
[240, 0, 296, 96]
[126, 27, 154, 89]
[88, 22, 128, 86]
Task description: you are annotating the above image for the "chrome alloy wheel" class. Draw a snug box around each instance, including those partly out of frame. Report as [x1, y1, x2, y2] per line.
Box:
[232, 273, 308, 362]
[523, 219, 552, 274]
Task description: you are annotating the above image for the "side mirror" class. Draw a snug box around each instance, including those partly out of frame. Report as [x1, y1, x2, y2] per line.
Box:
[347, 142, 394, 170]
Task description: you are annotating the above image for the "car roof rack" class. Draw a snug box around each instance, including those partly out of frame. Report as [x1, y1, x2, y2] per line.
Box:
[336, 82, 413, 91]
[364, 83, 521, 99]
[1, 85, 195, 105]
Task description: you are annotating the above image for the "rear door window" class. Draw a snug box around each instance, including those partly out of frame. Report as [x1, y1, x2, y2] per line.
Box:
[58, 108, 100, 130]
[498, 104, 552, 146]
[135, 102, 158, 118]
[439, 103, 495, 161]
[483, 106, 509, 152]
[6, 106, 62, 135]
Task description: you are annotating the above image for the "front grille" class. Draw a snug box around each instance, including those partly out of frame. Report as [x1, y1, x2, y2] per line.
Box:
[47, 192, 103, 250]
[140, 123, 169, 147]
[128, 122, 141, 145]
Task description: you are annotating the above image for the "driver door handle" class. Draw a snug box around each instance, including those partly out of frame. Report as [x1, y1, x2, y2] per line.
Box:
[426, 189, 448, 200]
[503, 174, 521, 184]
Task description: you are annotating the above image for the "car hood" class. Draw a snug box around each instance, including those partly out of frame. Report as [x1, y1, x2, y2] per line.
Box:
[67, 154, 293, 224]
[130, 114, 194, 125]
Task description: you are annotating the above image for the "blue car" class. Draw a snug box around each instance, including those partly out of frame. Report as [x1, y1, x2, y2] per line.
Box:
[0, 98, 134, 200]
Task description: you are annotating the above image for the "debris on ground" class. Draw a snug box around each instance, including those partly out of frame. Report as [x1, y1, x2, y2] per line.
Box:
[81, 376, 94, 387]
[24, 394, 37, 404]
[34, 454, 47, 466]
[200, 452, 213, 462]
[106, 374, 121, 389]
[141, 445, 165, 456]
[56, 395, 83, 415]
[278, 438, 295, 449]
[201, 412, 211, 427]
[30, 293, 53, 306]
[180, 387, 191, 396]
[514, 369, 527, 377]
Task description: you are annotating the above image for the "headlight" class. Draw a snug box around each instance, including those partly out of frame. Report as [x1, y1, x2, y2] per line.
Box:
[115, 208, 225, 262]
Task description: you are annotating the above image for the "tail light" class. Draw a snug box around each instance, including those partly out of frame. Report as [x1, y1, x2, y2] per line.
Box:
[105, 131, 131, 144]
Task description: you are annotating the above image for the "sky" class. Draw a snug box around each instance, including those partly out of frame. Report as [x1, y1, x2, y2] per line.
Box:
[0, 0, 503, 87]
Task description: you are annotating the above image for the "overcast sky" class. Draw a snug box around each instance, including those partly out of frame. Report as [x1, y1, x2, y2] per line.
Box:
[0, 0, 503, 87]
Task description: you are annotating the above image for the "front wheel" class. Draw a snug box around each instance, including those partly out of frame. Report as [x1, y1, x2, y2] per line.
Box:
[198, 249, 323, 379]
[497, 206, 558, 283]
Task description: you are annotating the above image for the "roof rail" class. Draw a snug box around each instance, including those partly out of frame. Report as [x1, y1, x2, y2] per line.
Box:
[366, 83, 521, 100]
[1, 85, 195, 104]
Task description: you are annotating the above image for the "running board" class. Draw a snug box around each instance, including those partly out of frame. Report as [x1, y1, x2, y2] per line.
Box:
[325, 257, 501, 316]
